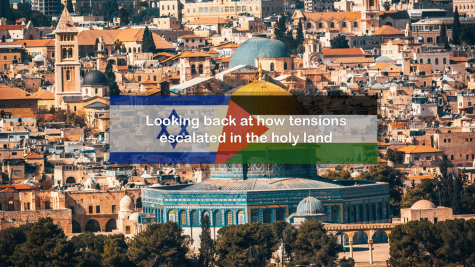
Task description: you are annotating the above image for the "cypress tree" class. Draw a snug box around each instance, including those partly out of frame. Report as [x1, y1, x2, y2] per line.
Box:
[274, 14, 287, 42]
[453, 7, 461, 45]
[1, 35, 5, 42]
[105, 61, 121, 95]
[66, 0, 74, 13]
[296, 20, 304, 46]
[440, 23, 450, 50]
[142, 26, 156, 53]
[198, 215, 215, 267]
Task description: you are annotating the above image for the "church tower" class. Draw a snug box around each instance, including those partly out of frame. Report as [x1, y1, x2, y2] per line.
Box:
[96, 36, 108, 72]
[54, 8, 81, 108]
[361, 0, 380, 34]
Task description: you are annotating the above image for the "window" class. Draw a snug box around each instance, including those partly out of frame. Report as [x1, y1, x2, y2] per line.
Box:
[330, 22, 335, 28]
[89, 206, 93, 214]
[73, 106, 76, 112]
[24, 202, 30, 211]
[414, 156, 420, 160]
[449, 139, 451, 143]
[318, 22, 323, 28]
[112, 205, 116, 213]
[95, 88, 98, 95]
[68, 48, 72, 58]
[420, 59, 423, 64]
[451, 155, 454, 160]
[307, 22, 311, 29]
[226, 211, 232, 225]
[354, 22, 358, 27]
[138, 76, 142, 82]
[427, 58, 431, 64]
[66, 70, 71, 81]
[238, 210, 245, 224]
[96, 206, 100, 213]
[284, 62, 287, 70]
[342, 22, 346, 28]
[126, 226, 130, 234]
[0, 203, 2, 210]
[426, 156, 431, 160]
[443, 58, 446, 64]
[270, 63, 275, 71]
[467, 155, 469, 160]
[180, 211, 186, 225]
[168, 210, 176, 222]
[199, 65, 203, 74]
[191, 65, 196, 74]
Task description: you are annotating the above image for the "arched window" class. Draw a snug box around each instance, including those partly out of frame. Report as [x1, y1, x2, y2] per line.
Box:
[213, 211, 221, 227]
[66, 70, 71, 81]
[180, 211, 186, 226]
[191, 210, 198, 226]
[237, 210, 245, 224]
[435, 58, 439, 65]
[128, 47, 132, 53]
[68, 48, 72, 58]
[284, 62, 287, 70]
[199, 64, 203, 74]
[270, 63, 275, 71]
[225, 211, 232, 225]
[330, 22, 335, 28]
[307, 22, 311, 29]
[133, 47, 136, 53]
[420, 58, 423, 64]
[417, 48, 420, 53]
[318, 22, 323, 28]
[168, 210, 176, 222]
[62, 48, 67, 59]
[191, 65, 196, 74]
[427, 58, 431, 64]
[443, 58, 446, 64]
[211, 6, 214, 12]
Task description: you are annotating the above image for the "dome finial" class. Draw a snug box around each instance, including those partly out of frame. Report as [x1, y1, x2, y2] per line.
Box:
[258, 62, 262, 80]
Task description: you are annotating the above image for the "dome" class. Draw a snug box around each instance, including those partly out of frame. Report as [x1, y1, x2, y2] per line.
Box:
[33, 55, 44, 62]
[129, 212, 139, 221]
[296, 196, 325, 215]
[411, 200, 436, 209]
[229, 37, 291, 68]
[375, 56, 394, 62]
[257, 39, 291, 59]
[83, 70, 109, 86]
[231, 80, 308, 115]
[120, 195, 135, 212]
[85, 177, 95, 185]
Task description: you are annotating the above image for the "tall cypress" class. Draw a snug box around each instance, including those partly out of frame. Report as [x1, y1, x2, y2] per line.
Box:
[274, 14, 287, 42]
[453, 7, 461, 45]
[105, 61, 121, 95]
[198, 215, 215, 267]
[66, 0, 74, 13]
[142, 26, 156, 53]
[296, 20, 304, 46]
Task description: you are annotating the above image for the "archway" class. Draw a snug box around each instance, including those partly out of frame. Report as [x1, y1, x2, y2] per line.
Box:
[72, 220, 81, 233]
[276, 209, 285, 221]
[105, 218, 117, 232]
[65, 177, 76, 184]
[372, 230, 389, 243]
[136, 198, 142, 209]
[385, 22, 393, 26]
[85, 219, 101, 232]
[335, 231, 350, 246]
[263, 210, 271, 223]
[353, 230, 368, 244]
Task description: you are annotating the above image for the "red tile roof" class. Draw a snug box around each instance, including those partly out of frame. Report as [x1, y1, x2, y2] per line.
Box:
[25, 152, 43, 159]
[0, 25, 26, 30]
[373, 25, 404, 36]
[322, 48, 364, 57]
[303, 11, 361, 21]
[0, 86, 40, 100]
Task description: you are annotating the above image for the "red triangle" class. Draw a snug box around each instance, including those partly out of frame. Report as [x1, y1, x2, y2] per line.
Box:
[215, 100, 269, 164]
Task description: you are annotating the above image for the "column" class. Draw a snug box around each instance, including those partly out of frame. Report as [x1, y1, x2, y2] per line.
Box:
[349, 240, 354, 259]
[368, 239, 374, 265]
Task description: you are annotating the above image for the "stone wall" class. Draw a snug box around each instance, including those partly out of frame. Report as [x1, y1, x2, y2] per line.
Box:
[0, 209, 72, 233]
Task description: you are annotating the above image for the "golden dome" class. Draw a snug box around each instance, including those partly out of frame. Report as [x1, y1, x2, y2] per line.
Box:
[308, 39, 315, 44]
[231, 80, 308, 115]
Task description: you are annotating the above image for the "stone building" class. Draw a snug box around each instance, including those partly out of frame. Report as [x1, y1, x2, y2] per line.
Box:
[400, 200, 475, 224]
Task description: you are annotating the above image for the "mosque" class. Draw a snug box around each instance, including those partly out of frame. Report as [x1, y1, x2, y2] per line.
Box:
[137, 39, 390, 246]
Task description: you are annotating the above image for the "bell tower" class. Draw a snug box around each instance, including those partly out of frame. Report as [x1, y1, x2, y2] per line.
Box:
[96, 36, 108, 72]
[361, 0, 380, 34]
[54, 7, 81, 108]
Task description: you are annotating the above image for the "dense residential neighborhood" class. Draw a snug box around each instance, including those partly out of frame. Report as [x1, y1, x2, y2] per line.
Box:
[2, 0, 475, 265]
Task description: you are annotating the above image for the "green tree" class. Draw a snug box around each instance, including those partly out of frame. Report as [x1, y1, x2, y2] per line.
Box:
[389, 220, 438, 266]
[339, 257, 355, 267]
[383, 1, 391, 10]
[70, 232, 106, 267]
[386, 148, 403, 163]
[113, 39, 123, 53]
[0, 226, 27, 267]
[296, 20, 304, 46]
[198, 215, 215, 267]
[401, 179, 437, 208]
[10, 217, 75, 267]
[142, 26, 156, 53]
[215, 223, 278, 267]
[101, 234, 133, 267]
[105, 61, 121, 95]
[330, 35, 350, 49]
[437, 155, 453, 207]
[440, 23, 450, 49]
[127, 222, 190, 267]
[288, 220, 339, 266]
[270, 221, 296, 264]
[461, 25, 475, 45]
[358, 165, 405, 214]
[452, 173, 463, 214]
[453, 6, 461, 45]
[66, 0, 74, 13]
[119, 7, 129, 26]
[323, 169, 351, 180]
[274, 15, 287, 42]
[94, 38, 99, 52]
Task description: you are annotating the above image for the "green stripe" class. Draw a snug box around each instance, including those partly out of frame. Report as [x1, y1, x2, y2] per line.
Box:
[224, 143, 378, 164]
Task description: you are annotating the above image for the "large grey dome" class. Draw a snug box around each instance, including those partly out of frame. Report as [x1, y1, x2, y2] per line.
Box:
[257, 39, 291, 59]
[229, 37, 291, 68]
[83, 70, 109, 86]
[296, 196, 325, 215]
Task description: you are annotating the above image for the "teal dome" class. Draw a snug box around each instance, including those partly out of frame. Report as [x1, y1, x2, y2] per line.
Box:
[297, 196, 325, 214]
[229, 37, 291, 68]
[257, 39, 291, 59]
[375, 56, 394, 62]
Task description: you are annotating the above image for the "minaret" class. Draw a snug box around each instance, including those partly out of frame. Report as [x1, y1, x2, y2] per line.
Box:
[401, 23, 413, 75]
[54, 7, 81, 108]
[96, 36, 107, 71]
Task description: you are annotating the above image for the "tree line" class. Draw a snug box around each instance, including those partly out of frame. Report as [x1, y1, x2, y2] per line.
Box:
[0, 217, 350, 267]
[274, 15, 305, 55]
[390, 219, 475, 266]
